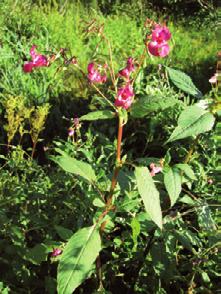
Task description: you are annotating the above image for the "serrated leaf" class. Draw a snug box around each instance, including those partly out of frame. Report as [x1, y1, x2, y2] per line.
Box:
[57, 225, 101, 294]
[80, 110, 115, 121]
[165, 66, 202, 98]
[131, 94, 178, 118]
[167, 105, 215, 142]
[175, 163, 196, 180]
[56, 155, 96, 183]
[164, 167, 182, 206]
[135, 167, 162, 229]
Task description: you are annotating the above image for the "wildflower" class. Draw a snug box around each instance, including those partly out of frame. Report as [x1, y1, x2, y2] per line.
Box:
[74, 117, 80, 129]
[114, 83, 134, 109]
[151, 24, 171, 43]
[148, 41, 170, 58]
[147, 24, 171, 58]
[209, 73, 218, 84]
[150, 163, 162, 177]
[87, 62, 107, 83]
[119, 57, 135, 80]
[68, 128, 75, 137]
[208, 179, 213, 185]
[23, 45, 48, 73]
[71, 57, 78, 65]
[51, 248, 62, 257]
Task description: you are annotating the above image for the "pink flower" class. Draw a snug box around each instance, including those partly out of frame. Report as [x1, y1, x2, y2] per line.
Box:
[119, 57, 135, 79]
[74, 117, 80, 129]
[150, 163, 162, 177]
[209, 74, 217, 84]
[148, 41, 170, 58]
[151, 24, 171, 43]
[23, 45, 48, 73]
[147, 24, 171, 58]
[87, 62, 107, 83]
[115, 83, 134, 109]
[51, 248, 62, 257]
[68, 128, 74, 137]
[208, 179, 213, 185]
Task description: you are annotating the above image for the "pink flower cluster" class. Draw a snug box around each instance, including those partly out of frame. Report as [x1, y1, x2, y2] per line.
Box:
[87, 62, 107, 83]
[114, 83, 134, 109]
[87, 57, 135, 110]
[118, 57, 135, 80]
[23, 45, 49, 73]
[114, 57, 135, 109]
[150, 163, 162, 177]
[147, 24, 171, 58]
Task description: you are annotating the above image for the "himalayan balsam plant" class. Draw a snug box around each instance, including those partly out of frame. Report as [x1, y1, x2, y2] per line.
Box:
[23, 19, 219, 294]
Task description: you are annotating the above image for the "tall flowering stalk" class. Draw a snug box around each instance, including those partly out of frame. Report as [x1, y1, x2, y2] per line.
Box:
[23, 19, 174, 293]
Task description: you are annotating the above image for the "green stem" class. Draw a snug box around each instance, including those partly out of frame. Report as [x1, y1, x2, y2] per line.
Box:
[184, 135, 199, 164]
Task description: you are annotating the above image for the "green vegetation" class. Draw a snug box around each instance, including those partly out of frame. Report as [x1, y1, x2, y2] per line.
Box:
[0, 1, 219, 293]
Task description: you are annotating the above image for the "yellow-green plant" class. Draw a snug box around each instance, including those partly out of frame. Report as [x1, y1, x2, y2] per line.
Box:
[29, 103, 50, 158]
[3, 95, 33, 147]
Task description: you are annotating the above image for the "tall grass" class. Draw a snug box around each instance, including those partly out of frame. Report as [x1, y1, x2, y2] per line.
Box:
[0, 0, 216, 107]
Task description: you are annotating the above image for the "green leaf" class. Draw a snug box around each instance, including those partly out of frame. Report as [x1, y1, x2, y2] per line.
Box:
[131, 217, 141, 251]
[92, 197, 105, 208]
[165, 66, 202, 98]
[25, 244, 50, 265]
[55, 225, 73, 241]
[173, 231, 193, 252]
[135, 167, 162, 229]
[0, 282, 9, 294]
[201, 272, 210, 283]
[179, 195, 196, 206]
[131, 94, 178, 118]
[197, 204, 216, 231]
[167, 105, 215, 142]
[80, 110, 115, 121]
[135, 212, 156, 234]
[173, 230, 201, 253]
[57, 225, 101, 294]
[175, 163, 196, 180]
[56, 155, 96, 183]
[164, 167, 182, 206]
[118, 107, 128, 124]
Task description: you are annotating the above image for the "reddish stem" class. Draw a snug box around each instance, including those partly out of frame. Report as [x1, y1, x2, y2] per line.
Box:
[31, 140, 37, 159]
[106, 116, 123, 207]
[116, 117, 123, 163]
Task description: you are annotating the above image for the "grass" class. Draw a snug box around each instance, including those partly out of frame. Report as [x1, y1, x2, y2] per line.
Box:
[0, 1, 216, 98]
[0, 0, 217, 141]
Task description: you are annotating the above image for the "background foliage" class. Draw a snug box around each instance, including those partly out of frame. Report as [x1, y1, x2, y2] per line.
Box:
[0, 0, 219, 293]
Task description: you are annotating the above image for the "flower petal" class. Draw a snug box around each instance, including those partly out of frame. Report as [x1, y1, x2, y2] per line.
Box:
[158, 43, 170, 57]
[148, 41, 160, 56]
[23, 62, 34, 73]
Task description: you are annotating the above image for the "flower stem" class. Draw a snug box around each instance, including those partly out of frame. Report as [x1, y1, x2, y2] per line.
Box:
[95, 114, 124, 290]
[31, 140, 37, 159]
[184, 135, 199, 164]
[106, 115, 123, 207]
[132, 47, 147, 86]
